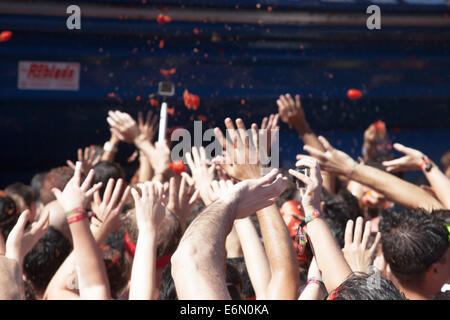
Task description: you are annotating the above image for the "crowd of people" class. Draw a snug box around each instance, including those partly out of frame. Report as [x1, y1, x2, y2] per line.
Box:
[0, 93, 448, 300]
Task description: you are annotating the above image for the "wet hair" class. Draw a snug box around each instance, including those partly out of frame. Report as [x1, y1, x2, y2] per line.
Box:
[226, 262, 243, 300]
[30, 172, 46, 203]
[40, 167, 74, 205]
[92, 161, 125, 197]
[327, 272, 406, 300]
[227, 257, 255, 299]
[23, 226, 72, 295]
[101, 228, 131, 299]
[320, 188, 363, 248]
[125, 209, 182, 259]
[5, 182, 34, 212]
[379, 208, 449, 282]
[0, 192, 18, 239]
[159, 263, 177, 300]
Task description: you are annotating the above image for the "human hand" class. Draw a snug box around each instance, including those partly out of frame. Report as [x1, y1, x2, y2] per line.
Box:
[5, 209, 50, 266]
[130, 182, 166, 233]
[277, 94, 308, 130]
[213, 118, 262, 181]
[288, 156, 323, 213]
[303, 136, 357, 176]
[220, 169, 288, 219]
[91, 178, 131, 238]
[107, 110, 141, 144]
[185, 146, 216, 205]
[138, 110, 158, 143]
[52, 162, 103, 212]
[260, 114, 279, 155]
[342, 217, 381, 273]
[166, 175, 199, 226]
[66, 146, 101, 174]
[149, 141, 171, 178]
[381, 143, 426, 172]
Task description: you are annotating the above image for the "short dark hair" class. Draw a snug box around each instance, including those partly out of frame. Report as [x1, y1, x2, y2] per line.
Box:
[327, 272, 406, 300]
[92, 161, 125, 197]
[0, 192, 18, 239]
[40, 167, 74, 205]
[321, 188, 363, 248]
[23, 226, 72, 294]
[5, 182, 34, 211]
[226, 262, 243, 300]
[30, 172, 46, 203]
[159, 263, 177, 300]
[366, 154, 404, 179]
[227, 257, 255, 299]
[379, 208, 449, 281]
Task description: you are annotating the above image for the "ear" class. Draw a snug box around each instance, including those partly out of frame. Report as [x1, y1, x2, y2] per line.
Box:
[320, 201, 326, 212]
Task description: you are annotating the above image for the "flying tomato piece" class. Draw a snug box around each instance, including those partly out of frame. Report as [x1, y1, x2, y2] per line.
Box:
[373, 120, 386, 132]
[149, 99, 159, 107]
[0, 31, 12, 42]
[167, 107, 175, 115]
[160, 68, 176, 76]
[159, 40, 165, 49]
[169, 160, 186, 175]
[347, 89, 363, 100]
[157, 14, 171, 24]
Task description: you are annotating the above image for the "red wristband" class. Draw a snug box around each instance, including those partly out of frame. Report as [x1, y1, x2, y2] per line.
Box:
[67, 212, 89, 224]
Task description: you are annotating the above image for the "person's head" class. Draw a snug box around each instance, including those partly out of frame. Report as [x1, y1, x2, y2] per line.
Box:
[125, 208, 182, 296]
[100, 228, 131, 300]
[320, 188, 363, 248]
[30, 172, 46, 213]
[5, 182, 36, 220]
[327, 272, 406, 300]
[40, 167, 74, 206]
[23, 226, 72, 297]
[227, 257, 255, 300]
[440, 151, 450, 178]
[0, 191, 18, 239]
[92, 161, 125, 197]
[159, 263, 177, 300]
[378, 208, 449, 298]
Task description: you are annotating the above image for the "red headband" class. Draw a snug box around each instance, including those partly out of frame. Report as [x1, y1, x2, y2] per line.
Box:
[124, 231, 173, 269]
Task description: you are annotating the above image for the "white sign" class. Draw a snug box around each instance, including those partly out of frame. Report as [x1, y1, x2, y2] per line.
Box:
[18, 61, 80, 91]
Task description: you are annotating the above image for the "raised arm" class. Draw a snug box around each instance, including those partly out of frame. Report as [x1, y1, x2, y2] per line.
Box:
[52, 162, 110, 299]
[382, 143, 450, 209]
[171, 170, 287, 300]
[129, 182, 165, 300]
[289, 157, 352, 292]
[304, 136, 444, 211]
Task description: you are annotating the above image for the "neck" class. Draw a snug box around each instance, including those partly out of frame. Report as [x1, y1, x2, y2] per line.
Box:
[390, 274, 438, 300]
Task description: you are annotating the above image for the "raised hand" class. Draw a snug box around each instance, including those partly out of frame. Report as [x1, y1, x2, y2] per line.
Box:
[382, 143, 427, 172]
[277, 94, 307, 130]
[52, 162, 103, 212]
[288, 156, 323, 212]
[302, 136, 356, 176]
[342, 217, 381, 273]
[260, 114, 280, 155]
[131, 182, 166, 232]
[184, 146, 216, 205]
[107, 110, 141, 144]
[167, 175, 199, 227]
[90, 178, 131, 240]
[66, 146, 101, 174]
[5, 209, 50, 266]
[221, 168, 288, 219]
[213, 118, 262, 181]
[138, 110, 158, 143]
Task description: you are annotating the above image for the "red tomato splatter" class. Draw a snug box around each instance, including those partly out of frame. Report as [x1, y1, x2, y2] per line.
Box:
[373, 120, 386, 132]
[167, 107, 175, 115]
[193, 28, 199, 35]
[198, 115, 207, 121]
[169, 160, 186, 175]
[136, 96, 141, 101]
[149, 98, 159, 107]
[241, 99, 246, 105]
[159, 40, 165, 49]
[267, 6, 273, 12]
[347, 89, 363, 100]
[0, 31, 12, 42]
[183, 90, 200, 110]
[107, 92, 116, 98]
[160, 68, 176, 76]
[157, 14, 171, 24]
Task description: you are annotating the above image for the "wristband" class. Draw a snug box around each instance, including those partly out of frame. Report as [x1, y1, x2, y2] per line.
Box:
[307, 277, 324, 286]
[419, 157, 436, 172]
[304, 209, 321, 224]
[65, 207, 85, 219]
[346, 161, 358, 178]
[67, 212, 89, 224]
[103, 141, 118, 153]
